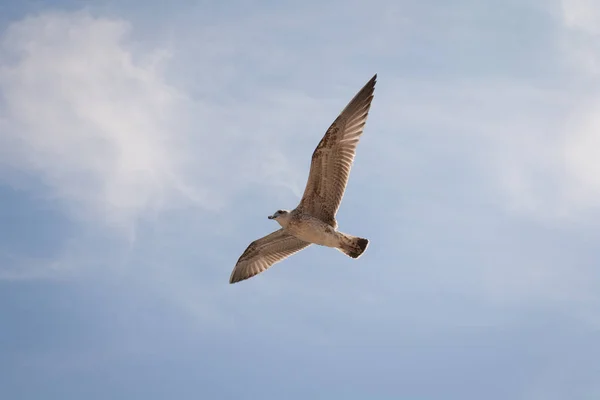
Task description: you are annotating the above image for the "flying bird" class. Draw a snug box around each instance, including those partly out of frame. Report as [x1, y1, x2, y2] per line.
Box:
[229, 74, 377, 284]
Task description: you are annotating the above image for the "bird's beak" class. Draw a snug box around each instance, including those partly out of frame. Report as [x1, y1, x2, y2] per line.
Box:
[267, 215, 274, 219]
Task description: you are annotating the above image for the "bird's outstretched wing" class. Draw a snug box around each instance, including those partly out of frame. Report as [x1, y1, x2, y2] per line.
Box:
[229, 229, 311, 284]
[297, 74, 377, 226]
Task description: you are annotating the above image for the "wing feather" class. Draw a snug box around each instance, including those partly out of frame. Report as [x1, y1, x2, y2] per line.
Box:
[229, 229, 310, 284]
[298, 74, 377, 225]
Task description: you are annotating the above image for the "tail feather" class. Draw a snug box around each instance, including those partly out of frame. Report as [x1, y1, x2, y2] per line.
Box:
[338, 233, 369, 259]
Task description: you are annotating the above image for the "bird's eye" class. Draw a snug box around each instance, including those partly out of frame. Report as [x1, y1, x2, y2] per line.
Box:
[277, 210, 283, 214]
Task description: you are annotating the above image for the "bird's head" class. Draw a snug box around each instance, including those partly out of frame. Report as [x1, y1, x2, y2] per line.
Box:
[268, 209, 290, 223]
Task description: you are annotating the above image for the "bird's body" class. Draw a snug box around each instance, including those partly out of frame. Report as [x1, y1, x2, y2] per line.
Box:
[229, 74, 377, 284]
[274, 209, 339, 248]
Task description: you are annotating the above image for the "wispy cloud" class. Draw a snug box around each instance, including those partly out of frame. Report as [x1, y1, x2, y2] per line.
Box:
[0, 12, 208, 232]
[561, 0, 600, 35]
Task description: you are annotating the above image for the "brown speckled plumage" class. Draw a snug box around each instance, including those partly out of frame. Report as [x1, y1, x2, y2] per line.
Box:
[229, 74, 377, 284]
[298, 75, 377, 226]
[229, 229, 310, 284]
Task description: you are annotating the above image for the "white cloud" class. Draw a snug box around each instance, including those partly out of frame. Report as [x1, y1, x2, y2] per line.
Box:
[561, 0, 600, 35]
[448, 2, 600, 223]
[558, 0, 600, 78]
[486, 93, 600, 221]
[553, 2, 600, 216]
[0, 12, 223, 233]
[563, 101, 600, 209]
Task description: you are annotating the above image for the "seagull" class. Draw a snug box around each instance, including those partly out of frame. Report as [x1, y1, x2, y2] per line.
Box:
[229, 74, 377, 284]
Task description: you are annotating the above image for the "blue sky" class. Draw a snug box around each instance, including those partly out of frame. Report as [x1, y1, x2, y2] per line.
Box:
[1, 0, 600, 398]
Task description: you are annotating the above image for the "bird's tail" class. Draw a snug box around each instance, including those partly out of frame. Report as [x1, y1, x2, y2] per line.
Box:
[337, 233, 369, 259]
